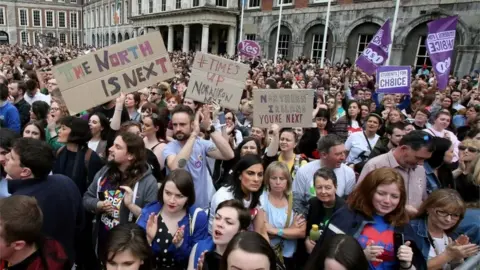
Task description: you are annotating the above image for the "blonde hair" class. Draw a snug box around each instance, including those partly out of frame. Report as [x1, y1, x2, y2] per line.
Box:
[461, 139, 480, 149]
[239, 99, 253, 113]
[50, 96, 70, 118]
[263, 161, 292, 195]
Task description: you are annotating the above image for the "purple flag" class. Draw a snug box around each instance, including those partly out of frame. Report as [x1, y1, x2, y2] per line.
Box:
[355, 19, 392, 75]
[426, 16, 458, 91]
[376, 66, 411, 94]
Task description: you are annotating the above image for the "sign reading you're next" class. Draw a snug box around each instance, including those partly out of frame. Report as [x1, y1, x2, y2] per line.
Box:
[53, 32, 174, 114]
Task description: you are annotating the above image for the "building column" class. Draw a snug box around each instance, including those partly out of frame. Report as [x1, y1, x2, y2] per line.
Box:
[168, 25, 174, 52]
[227, 25, 236, 57]
[183, 24, 190, 53]
[201, 24, 210, 53]
[133, 27, 139, 37]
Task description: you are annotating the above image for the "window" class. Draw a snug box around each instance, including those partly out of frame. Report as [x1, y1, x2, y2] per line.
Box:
[71, 33, 78, 46]
[20, 31, 28, 44]
[111, 4, 114, 25]
[313, 0, 331, 3]
[277, 34, 290, 58]
[277, 0, 292, 6]
[19, 9, 28, 26]
[0, 7, 5, 25]
[414, 36, 432, 70]
[356, 34, 373, 58]
[161, 0, 166, 11]
[193, 0, 199, 7]
[46, 11, 54, 27]
[124, 1, 128, 24]
[246, 34, 256, 40]
[58, 11, 66, 28]
[58, 0, 64, 2]
[70, 0, 77, 3]
[117, 3, 122, 24]
[105, 5, 109, 26]
[47, 32, 54, 38]
[176, 0, 181, 9]
[32, 10, 41, 27]
[137, 0, 142, 15]
[60, 33, 66, 44]
[248, 0, 260, 8]
[70, 12, 78, 28]
[97, 9, 100, 27]
[311, 34, 328, 61]
[216, 0, 227, 7]
[149, 0, 153, 13]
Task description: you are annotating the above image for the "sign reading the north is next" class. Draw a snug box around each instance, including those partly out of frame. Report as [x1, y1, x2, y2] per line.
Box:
[185, 52, 250, 110]
[53, 32, 174, 114]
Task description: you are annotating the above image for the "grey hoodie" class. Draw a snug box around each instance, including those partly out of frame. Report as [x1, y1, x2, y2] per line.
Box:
[83, 165, 158, 248]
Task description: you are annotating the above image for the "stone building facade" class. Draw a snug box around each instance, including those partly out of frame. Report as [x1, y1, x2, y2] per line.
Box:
[241, 0, 480, 76]
[0, 0, 83, 46]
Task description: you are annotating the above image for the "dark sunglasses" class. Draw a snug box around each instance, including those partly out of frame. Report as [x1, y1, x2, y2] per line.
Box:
[459, 145, 479, 153]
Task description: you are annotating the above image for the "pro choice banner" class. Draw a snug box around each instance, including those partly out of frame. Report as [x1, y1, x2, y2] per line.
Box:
[53, 32, 174, 114]
[376, 66, 411, 94]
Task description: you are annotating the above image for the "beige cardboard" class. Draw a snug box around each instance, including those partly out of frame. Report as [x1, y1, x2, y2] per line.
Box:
[253, 89, 314, 128]
[52, 31, 173, 114]
[185, 52, 249, 110]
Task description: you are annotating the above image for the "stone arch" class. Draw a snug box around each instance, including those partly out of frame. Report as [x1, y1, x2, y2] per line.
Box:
[0, 31, 9, 45]
[342, 15, 384, 43]
[125, 32, 130, 40]
[268, 24, 294, 60]
[397, 11, 469, 46]
[345, 20, 382, 61]
[118, 33, 123, 42]
[111, 33, 116, 44]
[300, 20, 336, 62]
[264, 20, 297, 42]
[105, 33, 109, 46]
[298, 19, 339, 43]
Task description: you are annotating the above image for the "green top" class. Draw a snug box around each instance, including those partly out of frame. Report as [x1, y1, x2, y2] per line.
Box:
[45, 127, 64, 151]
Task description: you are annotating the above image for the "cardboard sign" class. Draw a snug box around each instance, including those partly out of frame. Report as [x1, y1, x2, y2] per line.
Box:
[376, 66, 411, 94]
[185, 52, 249, 110]
[53, 32, 174, 114]
[253, 89, 314, 128]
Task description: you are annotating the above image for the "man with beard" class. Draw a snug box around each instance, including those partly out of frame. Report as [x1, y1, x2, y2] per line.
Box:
[358, 130, 434, 217]
[8, 81, 30, 128]
[83, 132, 157, 257]
[162, 105, 234, 209]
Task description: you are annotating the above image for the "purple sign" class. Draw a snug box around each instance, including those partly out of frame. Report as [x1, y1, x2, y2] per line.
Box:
[237, 40, 261, 58]
[355, 19, 392, 75]
[426, 16, 458, 91]
[376, 66, 411, 94]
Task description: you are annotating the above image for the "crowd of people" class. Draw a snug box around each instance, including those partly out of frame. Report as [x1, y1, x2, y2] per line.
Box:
[0, 42, 479, 270]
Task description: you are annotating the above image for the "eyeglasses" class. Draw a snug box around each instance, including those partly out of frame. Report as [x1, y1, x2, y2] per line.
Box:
[435, 210, 461, 219]
[50, 107, 60, 112]
[459, 145, 479, 153]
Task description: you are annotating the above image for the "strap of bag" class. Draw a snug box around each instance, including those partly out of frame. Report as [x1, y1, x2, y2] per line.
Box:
[363, 131, 373, 152]
[284, 193, 293, 228]
[189, 208, 202, 235]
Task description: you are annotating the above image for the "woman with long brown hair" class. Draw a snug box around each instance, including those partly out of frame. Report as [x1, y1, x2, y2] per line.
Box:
[311, 168, 426, 270]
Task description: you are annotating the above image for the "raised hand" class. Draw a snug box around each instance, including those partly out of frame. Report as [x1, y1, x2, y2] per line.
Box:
[197, 251, 207, 270]
[173, 225, 185, 248]
[119, 186, 134, 207]
[146, 213, 158, 244]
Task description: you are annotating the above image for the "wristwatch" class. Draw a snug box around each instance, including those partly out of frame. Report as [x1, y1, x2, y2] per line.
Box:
[207, 125, 216, 134]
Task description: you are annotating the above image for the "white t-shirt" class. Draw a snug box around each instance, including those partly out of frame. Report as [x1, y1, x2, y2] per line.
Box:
[88, 140, 100, 152]
[24, 91, 51, 105]
[428, 234, 451, 270]
[345, 132, 380, 164]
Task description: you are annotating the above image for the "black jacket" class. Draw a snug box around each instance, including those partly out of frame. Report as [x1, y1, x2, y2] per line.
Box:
[14, 98, 31, 128]
[306, 195, 345, 238]
[8, 175, 85, 261]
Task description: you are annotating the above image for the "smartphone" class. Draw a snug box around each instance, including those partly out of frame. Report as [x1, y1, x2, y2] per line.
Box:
[98, 192, 106, 201]
[394, 232, 404, 255]
[218, 112, 226, 125]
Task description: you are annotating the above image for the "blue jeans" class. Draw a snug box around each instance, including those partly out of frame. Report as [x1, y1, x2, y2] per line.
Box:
[457, 208, 480, 245]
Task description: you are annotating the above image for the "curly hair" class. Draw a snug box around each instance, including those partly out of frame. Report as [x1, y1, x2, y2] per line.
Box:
[50, 96, 70, 118]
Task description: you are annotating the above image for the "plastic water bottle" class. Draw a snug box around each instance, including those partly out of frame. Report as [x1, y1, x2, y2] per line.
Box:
[309, 224, 321, 241]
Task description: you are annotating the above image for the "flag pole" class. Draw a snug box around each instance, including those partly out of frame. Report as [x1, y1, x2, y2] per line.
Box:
[386, 0, 400, 66]
[273, 0, 283, 66]
[320, 0, 331, 69]
[238, 0, 245, 62]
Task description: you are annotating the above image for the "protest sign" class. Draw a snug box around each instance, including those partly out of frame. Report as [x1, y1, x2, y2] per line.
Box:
[427, 16, 458, 91]
[237, 40, 261, 58]
[185, 52, 249, 110]
[253, 89, 314, 128]
[376, 66, 411, 94]
[356, 19, 392, 75]
[53, 32, 174, 114]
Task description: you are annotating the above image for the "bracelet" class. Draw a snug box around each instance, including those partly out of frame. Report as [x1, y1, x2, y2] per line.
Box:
[277, 228, 284, 237]
[399, 262, 412, 269]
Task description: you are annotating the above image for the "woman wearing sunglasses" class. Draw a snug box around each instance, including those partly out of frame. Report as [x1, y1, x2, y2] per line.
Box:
[410, 189, 479, 269]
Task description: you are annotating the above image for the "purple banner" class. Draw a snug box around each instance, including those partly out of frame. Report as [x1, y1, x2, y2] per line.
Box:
[376, 66, 411, 94]
[426, 16, 458, 91]
[355, 19, 392, 75]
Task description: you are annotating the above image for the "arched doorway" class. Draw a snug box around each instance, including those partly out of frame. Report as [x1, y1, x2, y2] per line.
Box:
[97, 34, 100, 47]
[402, 21, 461, 73]
[303, 24, 334, 64]
[125, 32, 130, 40]
[92, 34, 96, 46]
[269, 26, 292, 60]
[105, 33, 109, 46]
[346, 22, 380, 61]
[0, 31, 9, 45]
[111, 33, 116, 44]
[118, 33, 123, 42]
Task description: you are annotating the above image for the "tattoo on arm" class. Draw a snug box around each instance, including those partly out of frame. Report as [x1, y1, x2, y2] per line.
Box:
[178, 158, 187, 169]
[207, 145, 218, 153]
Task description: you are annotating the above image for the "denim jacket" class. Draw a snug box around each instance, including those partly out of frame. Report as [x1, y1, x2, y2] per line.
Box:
[137, 202, 209, 263]
[424, 162, 441, 195]
[410, 217, 458, 261]
[314, 206, 427, 270]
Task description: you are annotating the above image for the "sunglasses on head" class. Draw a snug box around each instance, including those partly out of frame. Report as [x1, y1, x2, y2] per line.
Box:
[459, 145, 479, 152]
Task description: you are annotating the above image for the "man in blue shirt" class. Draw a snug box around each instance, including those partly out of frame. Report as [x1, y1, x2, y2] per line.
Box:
[0, 83, 20, 133]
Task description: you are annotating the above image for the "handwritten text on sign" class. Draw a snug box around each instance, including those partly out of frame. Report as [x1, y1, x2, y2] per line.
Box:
[376, 66, 411, 94]
[185, 52, 249, 110]
[253, 89, 314, 128]
[53, 32, 174, 114]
